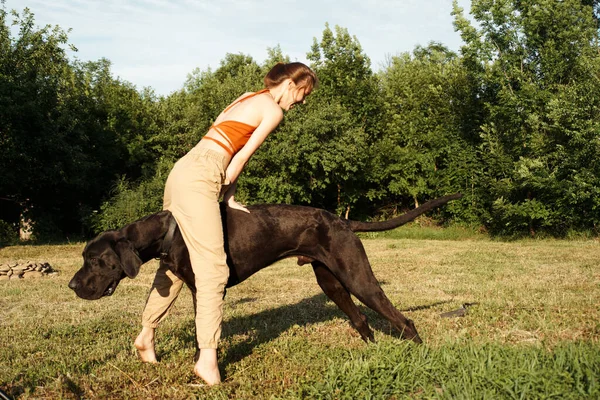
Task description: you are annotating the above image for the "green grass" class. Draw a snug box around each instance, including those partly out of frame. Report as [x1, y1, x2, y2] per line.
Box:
[1, 235, 599, 399]
[359, 222, 485, 241]
[299, 341, 599, 399]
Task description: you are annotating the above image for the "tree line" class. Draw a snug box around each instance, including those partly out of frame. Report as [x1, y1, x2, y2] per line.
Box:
[1, 0, 599, 243]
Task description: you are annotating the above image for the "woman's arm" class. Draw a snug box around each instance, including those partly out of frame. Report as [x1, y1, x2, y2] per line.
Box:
[223, 104, 283, 212]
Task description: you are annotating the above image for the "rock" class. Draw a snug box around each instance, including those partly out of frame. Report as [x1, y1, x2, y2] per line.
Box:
[1, 261, 58, 280]
[23, 271, 43, 279]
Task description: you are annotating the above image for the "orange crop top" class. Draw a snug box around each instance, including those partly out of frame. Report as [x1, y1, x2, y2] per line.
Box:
[201, 89, 270, 156]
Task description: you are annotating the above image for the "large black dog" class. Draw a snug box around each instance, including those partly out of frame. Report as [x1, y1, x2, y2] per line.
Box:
[69, 193, 461, 345]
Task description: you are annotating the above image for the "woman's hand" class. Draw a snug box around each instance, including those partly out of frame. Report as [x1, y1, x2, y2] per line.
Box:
[226, 197, 250, 213]
[221, 181, 249, 213]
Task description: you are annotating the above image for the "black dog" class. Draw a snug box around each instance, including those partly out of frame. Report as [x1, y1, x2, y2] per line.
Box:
[69, 194, 461, 345]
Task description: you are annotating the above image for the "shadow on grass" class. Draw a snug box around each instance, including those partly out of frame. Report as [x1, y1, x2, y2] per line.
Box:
[169, 293, 450, 369]
[221, 293, 344, 365]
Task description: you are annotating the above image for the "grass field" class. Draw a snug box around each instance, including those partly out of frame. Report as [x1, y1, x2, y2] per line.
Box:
[1, 227, 599, 399]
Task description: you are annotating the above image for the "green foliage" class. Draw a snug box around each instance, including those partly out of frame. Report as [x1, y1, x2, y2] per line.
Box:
[453, 0, 600, 236]
[374, 43, 477, 222]
[90, 159, 172, 232]
[0, 7, 161, 238]
[2, 3, 600, 238]
[242, 99, 370, 213]
[0, 7, 75, 236]
[295, 24, 380, 217]
[0, 219, 18, 246]
[307, 24, 381, 134]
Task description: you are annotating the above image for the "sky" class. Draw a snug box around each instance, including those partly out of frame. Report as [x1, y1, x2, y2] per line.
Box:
[5, 0, 473, 96]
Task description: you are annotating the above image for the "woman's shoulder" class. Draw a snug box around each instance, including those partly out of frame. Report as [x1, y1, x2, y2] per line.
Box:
[253, 91, 283, 117]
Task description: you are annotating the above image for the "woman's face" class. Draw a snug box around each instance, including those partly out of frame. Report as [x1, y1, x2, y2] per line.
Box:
[283, 81, 311, 111]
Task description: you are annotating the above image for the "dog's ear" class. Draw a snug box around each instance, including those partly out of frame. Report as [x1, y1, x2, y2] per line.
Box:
[114, 240, 143, 278]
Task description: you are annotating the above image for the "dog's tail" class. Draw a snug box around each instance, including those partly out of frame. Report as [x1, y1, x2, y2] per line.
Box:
[346, 193, 463, 233]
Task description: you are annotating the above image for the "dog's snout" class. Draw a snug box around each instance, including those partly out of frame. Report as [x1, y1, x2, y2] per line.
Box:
[68, 278, 79, 291]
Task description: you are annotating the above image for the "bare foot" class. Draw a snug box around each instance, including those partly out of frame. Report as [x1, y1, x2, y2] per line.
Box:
[193, 348, 221, 386]
[134, 327, 158, 363]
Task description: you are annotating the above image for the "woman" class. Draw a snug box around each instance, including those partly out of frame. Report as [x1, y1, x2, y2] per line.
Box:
[134, 62, 317, 385]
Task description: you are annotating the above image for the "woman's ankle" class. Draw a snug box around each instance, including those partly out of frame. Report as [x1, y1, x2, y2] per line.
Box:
[193, 348, 221, 385]
[135, 327, 158, 363]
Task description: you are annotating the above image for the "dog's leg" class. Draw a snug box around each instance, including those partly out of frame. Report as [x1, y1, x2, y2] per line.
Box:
[312, 262, 375, 343]
[324, 239, 423, 343]
[342, 279, 422, 344]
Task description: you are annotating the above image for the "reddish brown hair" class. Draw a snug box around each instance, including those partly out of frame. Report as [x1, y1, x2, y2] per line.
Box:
[264, 62, 317, 93]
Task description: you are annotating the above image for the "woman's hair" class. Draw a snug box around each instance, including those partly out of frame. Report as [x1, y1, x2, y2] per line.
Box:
[264, 62, 317, 92]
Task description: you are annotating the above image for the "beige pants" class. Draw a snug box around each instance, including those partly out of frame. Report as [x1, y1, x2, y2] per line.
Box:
[141, 147, 229, 349]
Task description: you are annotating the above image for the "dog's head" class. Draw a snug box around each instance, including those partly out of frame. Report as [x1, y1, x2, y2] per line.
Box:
[68, 231, 143, 300]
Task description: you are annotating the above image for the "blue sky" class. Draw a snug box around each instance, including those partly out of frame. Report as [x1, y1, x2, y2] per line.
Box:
[6, 0, 473, 96]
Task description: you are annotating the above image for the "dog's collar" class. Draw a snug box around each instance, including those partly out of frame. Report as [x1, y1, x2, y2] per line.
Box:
[159, 216, 178, 259]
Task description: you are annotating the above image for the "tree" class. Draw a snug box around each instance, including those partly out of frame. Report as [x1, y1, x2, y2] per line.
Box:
[453, 0, 600, 235]
[0, 6, 162, 238]
[0, 7, 82, 237]
[280, 24, 380, 217]
[374, 43, 476, 221]
[307, 23, 382, 135]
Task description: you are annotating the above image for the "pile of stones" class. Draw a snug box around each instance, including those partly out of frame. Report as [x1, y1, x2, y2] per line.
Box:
[0, 261, 58, 281]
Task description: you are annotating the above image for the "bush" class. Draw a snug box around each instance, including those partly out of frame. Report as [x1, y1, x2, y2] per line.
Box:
[0, 219, 18, 246]
[91, 160, 172, 233]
